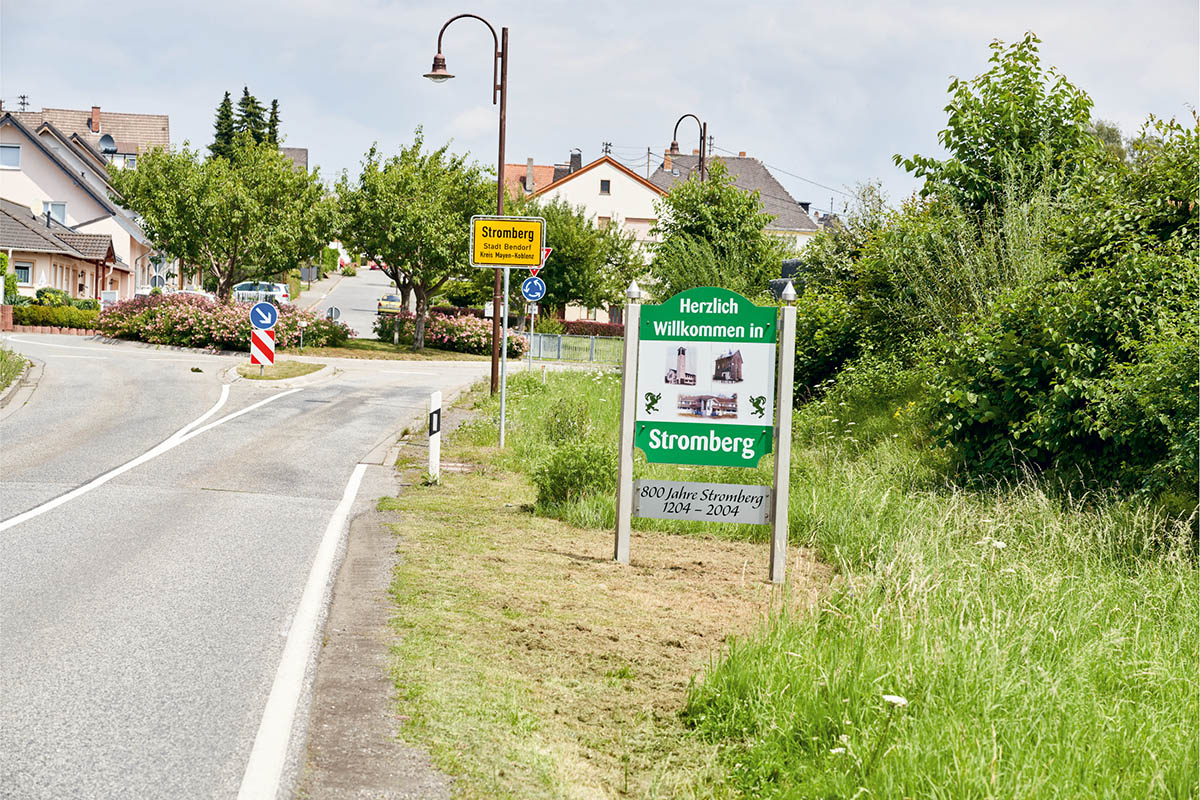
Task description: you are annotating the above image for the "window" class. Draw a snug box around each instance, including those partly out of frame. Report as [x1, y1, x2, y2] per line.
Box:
[587, 307, 598, 320]
[43, 202, 66, 223]
[599, 179, 611, 195]
[14, 262, 32, 285]
[124, 154, 137, 169]
[0, 144, 19, 168]
[597, 216, 611, 230]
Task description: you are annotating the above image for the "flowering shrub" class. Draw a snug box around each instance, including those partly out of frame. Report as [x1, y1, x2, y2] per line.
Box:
[374, 310, 525, 357]
[98, 294, 354, 350]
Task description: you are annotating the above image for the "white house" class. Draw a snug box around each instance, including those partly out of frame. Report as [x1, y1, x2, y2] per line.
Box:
[530, 154, 667, 323]
[0, 112, 159, 298]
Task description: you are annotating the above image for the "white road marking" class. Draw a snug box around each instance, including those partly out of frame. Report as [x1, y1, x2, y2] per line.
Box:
[0, 386, 301, 533]
[4, 336, 233, 360]
[33, 354, 107, 359]
[5, 337, 114, 352]
[237, 462, 368, 800]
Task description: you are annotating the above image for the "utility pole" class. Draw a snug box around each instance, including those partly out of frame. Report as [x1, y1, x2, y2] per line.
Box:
[646, 147, 651, 178]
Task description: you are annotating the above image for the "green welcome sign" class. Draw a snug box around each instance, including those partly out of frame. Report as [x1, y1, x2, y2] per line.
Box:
[634, 287, 777, 467]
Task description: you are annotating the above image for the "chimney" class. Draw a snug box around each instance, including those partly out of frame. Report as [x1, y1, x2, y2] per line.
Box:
[692, 148, 699, 155]
[663, 150, 672, 171]
[569, 149, 581, 173]
[45, 210, 52, 228]
[799, 201, 811, 213]
[91, 106, 101, 133]
[526, 158, 535, 194]
[738, 151, 746, 157]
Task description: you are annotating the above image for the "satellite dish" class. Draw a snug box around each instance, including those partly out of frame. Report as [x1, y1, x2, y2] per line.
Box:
[98, 134, 117, 155]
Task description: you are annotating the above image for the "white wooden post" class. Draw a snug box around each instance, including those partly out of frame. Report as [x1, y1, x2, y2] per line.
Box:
[429, 391, 442, 484]
[614, 281, 643, 565]
[769, 282, 797, 584]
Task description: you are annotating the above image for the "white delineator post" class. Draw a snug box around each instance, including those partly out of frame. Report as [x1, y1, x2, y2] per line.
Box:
[429, 391, 442, 484]
[614, 281, 643, 565]
[769, 281, 797, 584]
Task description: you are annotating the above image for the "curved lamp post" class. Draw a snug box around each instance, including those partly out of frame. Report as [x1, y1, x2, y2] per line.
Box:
[669, 113, 707, 181]
[424, 13, 508, 394]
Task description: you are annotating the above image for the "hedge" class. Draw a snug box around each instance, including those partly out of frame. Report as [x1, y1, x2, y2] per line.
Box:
[13, 305, 99, 329]
[562, 320, 623, 337]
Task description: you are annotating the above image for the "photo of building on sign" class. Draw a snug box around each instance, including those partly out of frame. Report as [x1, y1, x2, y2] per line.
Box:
[678, 393, 738, 419]
[665, 346, 697, 385]
[713, 349, 744, 382]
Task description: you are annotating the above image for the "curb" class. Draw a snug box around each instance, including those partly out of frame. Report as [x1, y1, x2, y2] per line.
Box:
[0, 356, 33, 408]
[0, 356, 43, 421]
[221, 362, 338, 388]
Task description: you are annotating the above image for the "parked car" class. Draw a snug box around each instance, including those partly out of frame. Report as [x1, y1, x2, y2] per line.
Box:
[377, 294, 407, 314]
[232, 281, 291, 305]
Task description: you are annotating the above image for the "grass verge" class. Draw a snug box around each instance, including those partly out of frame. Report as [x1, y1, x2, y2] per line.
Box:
[0, 345, 27, 391]
[446, 365, 1199, 798]
[286, 338, 487, 361]
[382, 411, 830, 798]
[236, 359, 325, 380]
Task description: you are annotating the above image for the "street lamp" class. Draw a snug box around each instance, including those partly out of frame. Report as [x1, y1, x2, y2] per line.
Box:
[669, 113, 707, 181]
[424, 12, 508, 395]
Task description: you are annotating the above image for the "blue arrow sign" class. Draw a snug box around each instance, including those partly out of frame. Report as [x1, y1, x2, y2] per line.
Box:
[521, 276, 547, 303]
[250, 301, 279, 329]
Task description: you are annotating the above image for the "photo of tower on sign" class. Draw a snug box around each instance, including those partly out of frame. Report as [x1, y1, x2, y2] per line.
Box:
[665, 346, 697, 385]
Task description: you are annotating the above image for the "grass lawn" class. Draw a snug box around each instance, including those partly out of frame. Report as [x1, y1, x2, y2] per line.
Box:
[236, 359, 325, 380]
[0, 345, 27, 391]
[284, 338, 488, 361]
[385, 368, 1198, 798]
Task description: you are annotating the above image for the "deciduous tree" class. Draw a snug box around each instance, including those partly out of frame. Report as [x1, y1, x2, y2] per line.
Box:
[110, 133, 334, 300]
[336, 131, 492, 349]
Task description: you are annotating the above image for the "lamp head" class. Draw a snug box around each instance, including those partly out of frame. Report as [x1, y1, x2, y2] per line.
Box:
[669, 140, 680, 155]
[423, 53, 454, 83]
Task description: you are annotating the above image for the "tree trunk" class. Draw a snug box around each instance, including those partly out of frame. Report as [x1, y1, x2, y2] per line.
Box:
[413, 288, 429, 350]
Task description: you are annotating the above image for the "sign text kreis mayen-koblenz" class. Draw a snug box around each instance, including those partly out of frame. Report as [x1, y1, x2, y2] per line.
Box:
[614, 284, 798, 583]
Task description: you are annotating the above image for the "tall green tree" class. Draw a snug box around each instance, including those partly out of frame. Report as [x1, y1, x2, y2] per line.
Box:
[337, 131, 492, 349]
[649, 160, 787, 300]
[266, 100, 280, 145]
[235, 87, 267, 144]
[110, 133, 334, 300]
[209, 91, 235, 160]
[894, 33, 1095, 210]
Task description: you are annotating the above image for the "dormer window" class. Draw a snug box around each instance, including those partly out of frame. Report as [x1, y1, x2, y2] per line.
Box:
[43, 201, 66, 223]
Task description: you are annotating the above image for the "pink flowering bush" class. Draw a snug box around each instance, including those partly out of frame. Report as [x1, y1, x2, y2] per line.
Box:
[98, 294, 354, 350]
[373, 311, 526, 357]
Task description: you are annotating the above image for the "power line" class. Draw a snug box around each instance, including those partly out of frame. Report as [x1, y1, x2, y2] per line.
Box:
[710, 145, 851, 198]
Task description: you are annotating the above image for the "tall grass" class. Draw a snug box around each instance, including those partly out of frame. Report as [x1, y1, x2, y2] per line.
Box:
[0, 345, 27, 391]
[463, 364, 1199, 798]
[683, 362, 1198, 799]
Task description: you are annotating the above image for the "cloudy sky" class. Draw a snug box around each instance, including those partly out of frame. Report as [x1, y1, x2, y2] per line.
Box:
[3, 0, 1196, 214]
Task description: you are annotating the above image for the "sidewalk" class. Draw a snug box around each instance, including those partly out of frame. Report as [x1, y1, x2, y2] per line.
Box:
[295, 272, 345, 310]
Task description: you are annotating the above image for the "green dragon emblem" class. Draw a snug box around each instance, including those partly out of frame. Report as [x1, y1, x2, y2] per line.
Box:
[750, 395, 767, 418]
[644, 392, 662, 414]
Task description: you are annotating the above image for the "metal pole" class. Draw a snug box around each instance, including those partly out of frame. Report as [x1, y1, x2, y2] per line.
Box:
[614, 281, 643, 564]
[489, 27, 508, 395]
[769, 282, 797, 583]
[499, 266, 509, 447]
[528, 303, 535, 372]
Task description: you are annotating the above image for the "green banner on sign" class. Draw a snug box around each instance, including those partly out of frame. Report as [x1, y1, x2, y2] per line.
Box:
[641, 287, 776, 343]
[635, 420, 772, 467]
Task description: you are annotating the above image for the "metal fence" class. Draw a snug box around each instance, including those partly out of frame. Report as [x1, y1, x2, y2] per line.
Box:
[527, 333, 624, 363]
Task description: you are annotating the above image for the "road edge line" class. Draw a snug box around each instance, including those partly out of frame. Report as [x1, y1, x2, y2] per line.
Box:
[237, 462, 369, 800]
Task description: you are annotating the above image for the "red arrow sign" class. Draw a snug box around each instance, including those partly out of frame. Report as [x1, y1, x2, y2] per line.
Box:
[531, 247, 552, 277]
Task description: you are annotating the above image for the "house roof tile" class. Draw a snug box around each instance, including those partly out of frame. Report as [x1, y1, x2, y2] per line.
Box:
[10, 107, 169, 154]
[649, 155, 818, 233]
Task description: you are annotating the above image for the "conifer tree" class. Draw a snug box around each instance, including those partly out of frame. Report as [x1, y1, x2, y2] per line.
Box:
[235, 87, 267, 144]
[209, 91, 235, 160]
[266, 100, 280, 145]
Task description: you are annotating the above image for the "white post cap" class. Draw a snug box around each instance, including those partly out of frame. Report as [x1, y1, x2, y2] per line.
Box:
[626, 280, 643, 300]
[781, 281, 797, 303]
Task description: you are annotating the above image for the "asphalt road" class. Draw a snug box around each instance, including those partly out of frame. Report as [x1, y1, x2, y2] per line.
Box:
[309, 268, 400, 339]
[0, 334, 488, 799]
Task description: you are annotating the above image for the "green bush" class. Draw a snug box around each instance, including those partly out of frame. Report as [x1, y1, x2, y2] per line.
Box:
[926, 245, 1197, 495]
[543, 396, 591, 445]
[71, 297, 99, 311]
[793, 287, 861, 399]
[3, 272, 16, 305]
[34, 287, 70, 307]
[13, 304, 99, 329]
[341, 264, 358, 277]
[533, 315, 565, 334]
[321, 246, 339, 278]
[531, 440, 615, 505]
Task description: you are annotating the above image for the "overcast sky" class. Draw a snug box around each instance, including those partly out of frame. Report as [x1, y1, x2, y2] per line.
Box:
[3, 0, 1196, 215]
